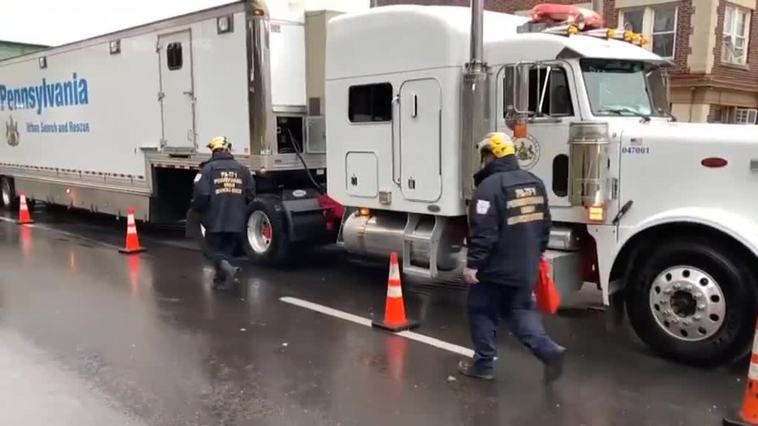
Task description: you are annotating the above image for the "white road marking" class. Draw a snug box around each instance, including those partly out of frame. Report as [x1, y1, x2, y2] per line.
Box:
[280, 296, 373, 327]
[280, 296, 475, 358]
[0, 216, 123, 251]
[395, 330, 474, 358]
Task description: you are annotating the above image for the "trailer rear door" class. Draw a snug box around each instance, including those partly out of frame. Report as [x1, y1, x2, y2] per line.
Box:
[158, 30, 196, 151]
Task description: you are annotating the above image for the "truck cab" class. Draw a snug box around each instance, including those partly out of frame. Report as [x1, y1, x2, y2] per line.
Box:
[326, 4, 758, 365]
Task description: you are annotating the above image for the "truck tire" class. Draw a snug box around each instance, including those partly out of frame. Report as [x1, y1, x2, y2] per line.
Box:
[625, 237, 756, 365]
[0, 177, 16, 210]
[242, 197, 290, 265]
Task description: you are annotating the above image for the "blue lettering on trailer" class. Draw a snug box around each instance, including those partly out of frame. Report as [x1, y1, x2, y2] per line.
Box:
[0, 73, 89, 115]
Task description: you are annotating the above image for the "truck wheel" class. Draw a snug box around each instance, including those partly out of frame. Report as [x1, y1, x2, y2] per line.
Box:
[626, 237, 756, 365]
[1, 177, 16, 209]
[243, 197, 290, 265]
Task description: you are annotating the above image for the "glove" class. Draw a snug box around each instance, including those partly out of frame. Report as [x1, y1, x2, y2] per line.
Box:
[463, 268, 479, 285]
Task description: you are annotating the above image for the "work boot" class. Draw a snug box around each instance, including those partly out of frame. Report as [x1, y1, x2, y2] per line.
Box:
[543, 347, 567, 384]
[212, 270, 226, 291]
[457, 360, 494, 381]
[214, 260, 240, 291]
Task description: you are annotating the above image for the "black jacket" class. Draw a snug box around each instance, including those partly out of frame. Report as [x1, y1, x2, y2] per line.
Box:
[192, 152, 256, 233]
[467, 156, 551, 287]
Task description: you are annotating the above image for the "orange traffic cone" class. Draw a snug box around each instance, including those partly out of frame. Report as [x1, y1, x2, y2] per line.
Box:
[725, 318, 758, 426]
[372, 252, 418, 332]
[119, 207, 146, 255]
[17, 194, 34, 225]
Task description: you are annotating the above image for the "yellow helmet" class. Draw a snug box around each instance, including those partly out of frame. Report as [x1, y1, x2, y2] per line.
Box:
[207, 136, 230, 151]
[477, 132, 515, 158]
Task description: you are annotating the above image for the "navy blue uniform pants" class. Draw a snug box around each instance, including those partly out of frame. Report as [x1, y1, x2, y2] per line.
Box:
[468, 280, 562, 373]
[204, 232, 238, 282]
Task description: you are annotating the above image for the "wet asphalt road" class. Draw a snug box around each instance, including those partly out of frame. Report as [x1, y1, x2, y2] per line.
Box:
[0, 205, 748, 426]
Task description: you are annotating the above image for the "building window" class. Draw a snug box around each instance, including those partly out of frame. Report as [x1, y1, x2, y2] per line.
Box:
[622, 9, 644, 33]
[734, 108, 758, 124]
[652, 5, 677, 58]
[167, 42, 183, 70]
[619, 4, 678, 59]
[722, 5, 751, 66]
[348, 83, 393, 123]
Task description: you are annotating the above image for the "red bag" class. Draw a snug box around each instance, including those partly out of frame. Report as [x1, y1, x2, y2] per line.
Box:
[535, 257, 561, 315]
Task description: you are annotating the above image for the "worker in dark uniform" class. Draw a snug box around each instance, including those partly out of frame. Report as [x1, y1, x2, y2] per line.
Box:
[458, 132, 566, 383]
[192, 136, 256, 291]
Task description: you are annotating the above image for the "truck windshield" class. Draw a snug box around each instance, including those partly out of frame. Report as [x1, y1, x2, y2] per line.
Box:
[581, 59, 670, 118]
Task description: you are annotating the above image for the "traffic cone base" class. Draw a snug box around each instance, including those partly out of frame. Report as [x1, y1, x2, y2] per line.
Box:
[725, 319, 758, 426]
[17, 195, 33, 225]
[119, 207, 146, 255]
[723, 417, 757, 426]
[372, 318, 419, 332]
[372, 251, 419, 333]
[119, 246, 146, 255]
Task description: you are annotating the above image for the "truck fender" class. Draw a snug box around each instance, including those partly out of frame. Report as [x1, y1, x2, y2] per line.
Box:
[277, 189, 335, 244]
[602, 207, 758, 304]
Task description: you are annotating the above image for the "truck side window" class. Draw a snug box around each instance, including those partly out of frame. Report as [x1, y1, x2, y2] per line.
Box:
[552, 154, 569, 197]
[504, 66, 573, 117]
[348, 83, 393, 123]
[167, 42, 183, 71]
[528, 67, 573, 116]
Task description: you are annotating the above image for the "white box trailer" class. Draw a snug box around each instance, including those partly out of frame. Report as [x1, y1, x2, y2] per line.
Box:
[325, 3, 758, 366]
[0, 0, 344, 263]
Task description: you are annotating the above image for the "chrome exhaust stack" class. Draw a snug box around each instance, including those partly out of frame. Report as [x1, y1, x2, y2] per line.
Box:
[461, 0, 491, 200]
[247, 0, 276, 158]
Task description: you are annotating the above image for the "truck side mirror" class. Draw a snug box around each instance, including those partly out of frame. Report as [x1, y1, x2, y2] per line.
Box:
[503, 63, 532, 125]
[514, 63, 531, 114]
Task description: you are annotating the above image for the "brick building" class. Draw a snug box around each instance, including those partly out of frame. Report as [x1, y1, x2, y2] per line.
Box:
[374, 0, 758, 124]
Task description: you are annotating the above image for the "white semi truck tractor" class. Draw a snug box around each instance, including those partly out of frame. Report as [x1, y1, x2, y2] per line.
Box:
[325, 2, 758, 365]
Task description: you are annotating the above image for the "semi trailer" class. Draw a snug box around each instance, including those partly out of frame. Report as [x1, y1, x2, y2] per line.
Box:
[0, 0, 350, 263]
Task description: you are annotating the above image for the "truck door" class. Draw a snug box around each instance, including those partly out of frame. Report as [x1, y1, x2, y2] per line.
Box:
[499, 63, 577, 207]
[399, 79, 442, 202]
[158, 30, 196, 151]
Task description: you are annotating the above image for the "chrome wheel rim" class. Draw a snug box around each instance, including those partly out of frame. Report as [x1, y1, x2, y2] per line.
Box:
[247, 211, 272, 254]
[649, 265, 726, 342]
